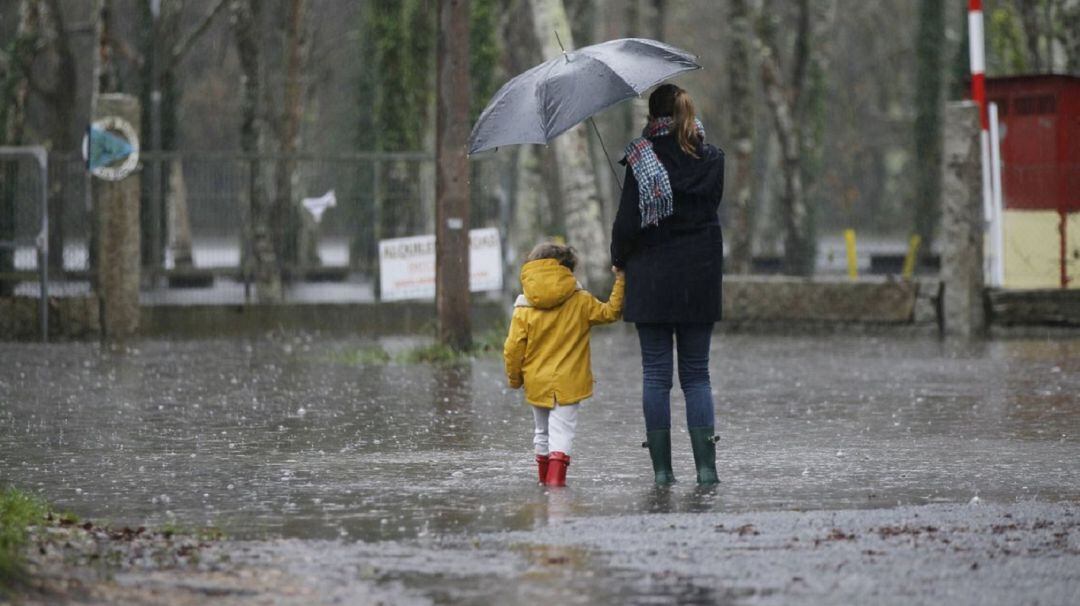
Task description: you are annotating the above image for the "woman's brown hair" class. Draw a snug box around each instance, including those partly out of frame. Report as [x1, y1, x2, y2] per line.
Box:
[648, 84, 701, 158]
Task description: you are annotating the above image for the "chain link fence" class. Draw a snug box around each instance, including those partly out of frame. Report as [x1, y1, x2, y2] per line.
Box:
[0, 148, 49, 294]
[33, 152, 503, 306]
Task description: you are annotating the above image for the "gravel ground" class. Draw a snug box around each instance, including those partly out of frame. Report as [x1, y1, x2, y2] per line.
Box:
[11, 500, 1079, 605]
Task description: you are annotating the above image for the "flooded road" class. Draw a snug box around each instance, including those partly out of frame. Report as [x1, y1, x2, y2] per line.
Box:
[2, 330, 1079, 603]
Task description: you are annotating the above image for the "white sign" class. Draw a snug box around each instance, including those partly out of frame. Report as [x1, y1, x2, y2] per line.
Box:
[379, 227, 503, 301]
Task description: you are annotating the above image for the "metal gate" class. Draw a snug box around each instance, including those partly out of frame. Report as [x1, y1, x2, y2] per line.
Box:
[0, 146, 49, 341]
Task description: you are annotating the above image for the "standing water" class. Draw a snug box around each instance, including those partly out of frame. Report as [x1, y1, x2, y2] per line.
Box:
[2, 330, 1078, 542]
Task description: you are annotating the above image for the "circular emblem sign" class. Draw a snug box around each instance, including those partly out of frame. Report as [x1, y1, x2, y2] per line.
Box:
[82, 116, 140, 181]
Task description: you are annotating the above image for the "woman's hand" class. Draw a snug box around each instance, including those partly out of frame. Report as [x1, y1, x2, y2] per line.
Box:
[612, 265, 625, 280]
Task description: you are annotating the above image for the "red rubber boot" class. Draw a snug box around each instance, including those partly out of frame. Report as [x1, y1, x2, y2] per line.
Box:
[535, 454, 550, 484]
[545, 451, 571, 487]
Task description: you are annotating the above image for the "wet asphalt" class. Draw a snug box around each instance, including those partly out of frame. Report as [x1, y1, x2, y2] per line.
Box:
[1, 328, 1078, 603]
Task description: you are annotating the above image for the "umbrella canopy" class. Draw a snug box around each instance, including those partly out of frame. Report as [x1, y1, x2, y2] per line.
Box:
[468, 38, 700, 155]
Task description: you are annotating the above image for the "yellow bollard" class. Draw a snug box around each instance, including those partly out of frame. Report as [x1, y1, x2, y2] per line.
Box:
[844, 229, 858, 280]
[902, 234, 922, 280]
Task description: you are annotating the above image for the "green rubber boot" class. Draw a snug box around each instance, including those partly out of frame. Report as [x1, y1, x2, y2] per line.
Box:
[642, 429, 676, 485]
[689, 427, 719, 485]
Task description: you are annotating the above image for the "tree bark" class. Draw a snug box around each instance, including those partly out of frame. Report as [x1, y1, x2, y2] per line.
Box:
[230, 0, 281, 302]
[913, 0, 945, 269]
[727, 0, 754, 274]
[166, 161, 193, 267]
[39, 0, 76, 273]
[527, 0, 608, 287]
[273, 0, 309, 269]
[757, 13, 812, 276]
[436, 0, 472, 350]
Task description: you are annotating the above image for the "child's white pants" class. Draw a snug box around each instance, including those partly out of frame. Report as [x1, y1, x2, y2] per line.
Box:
[532, 403, 578, 456]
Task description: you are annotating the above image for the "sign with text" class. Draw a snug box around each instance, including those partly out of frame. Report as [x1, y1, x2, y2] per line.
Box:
[378, 227, 503, 301]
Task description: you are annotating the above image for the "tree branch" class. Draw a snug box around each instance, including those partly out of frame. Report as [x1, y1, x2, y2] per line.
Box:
[169, 0, 228, 67]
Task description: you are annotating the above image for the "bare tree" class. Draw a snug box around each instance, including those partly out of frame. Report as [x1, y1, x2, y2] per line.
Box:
[436, 0, 472, 350]
[526, 0, 607, 287]
[727, 0, 755, 274]
[756, 0, 814, 276]
[913, 0, 945, 268]
[272, 0, 311, 269]
[11, 0, 79, 273]
[230, 0, 280, 302]
[142, 0, 229, 270]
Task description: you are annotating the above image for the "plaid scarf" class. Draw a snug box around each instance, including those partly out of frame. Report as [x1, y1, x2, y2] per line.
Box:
[624, 117, 706, 228]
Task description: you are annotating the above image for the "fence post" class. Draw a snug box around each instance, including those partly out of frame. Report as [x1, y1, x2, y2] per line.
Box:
[372, 159, 382, 302]
[94, 94, 142, 341]
[940, 101, 985, 337]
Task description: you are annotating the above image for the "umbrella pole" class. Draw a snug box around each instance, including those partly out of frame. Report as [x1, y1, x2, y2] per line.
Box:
[589, 117, 623, 193]
[553, 31, 622, 193]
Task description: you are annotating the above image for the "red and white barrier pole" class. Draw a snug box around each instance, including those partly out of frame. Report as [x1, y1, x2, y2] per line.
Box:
[968, 0, 995, 282]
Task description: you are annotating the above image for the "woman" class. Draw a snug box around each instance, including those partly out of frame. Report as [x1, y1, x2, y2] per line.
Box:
[611, 84, 724, 486]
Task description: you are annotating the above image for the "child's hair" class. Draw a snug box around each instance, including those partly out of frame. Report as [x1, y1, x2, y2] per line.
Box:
[648, 83, 701, 158]
[527, 242, 578, 271]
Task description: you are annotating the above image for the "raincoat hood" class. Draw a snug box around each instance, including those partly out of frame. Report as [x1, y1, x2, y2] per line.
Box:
[517, 259, 580, 310]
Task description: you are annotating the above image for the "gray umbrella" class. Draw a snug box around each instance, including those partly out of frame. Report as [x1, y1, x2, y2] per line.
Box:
[468, 37, 700, 156]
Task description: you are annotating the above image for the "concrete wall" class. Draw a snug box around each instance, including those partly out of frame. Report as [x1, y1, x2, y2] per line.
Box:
[722, 276, 920, 324]
[138, 300, 508, 338]
[0, 296, 100, 340]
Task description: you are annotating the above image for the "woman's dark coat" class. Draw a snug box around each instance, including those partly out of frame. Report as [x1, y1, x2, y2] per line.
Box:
[610, 134, 725, 324]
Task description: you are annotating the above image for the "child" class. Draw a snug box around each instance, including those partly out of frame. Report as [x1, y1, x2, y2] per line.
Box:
[503, 242, 625, 486]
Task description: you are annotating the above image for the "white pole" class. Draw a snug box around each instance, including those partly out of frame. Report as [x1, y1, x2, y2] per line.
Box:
[989, 102, 1005, 288]
[968, 1, 993, 282]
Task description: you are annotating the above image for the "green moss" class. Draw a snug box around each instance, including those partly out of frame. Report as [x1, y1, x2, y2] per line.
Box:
[0, 487, 47, 587]
[331, 326, 507, 367]
[331, 346, 392, 366]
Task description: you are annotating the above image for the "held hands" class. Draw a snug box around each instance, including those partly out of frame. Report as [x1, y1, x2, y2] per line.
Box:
[611, 265, 625, 280]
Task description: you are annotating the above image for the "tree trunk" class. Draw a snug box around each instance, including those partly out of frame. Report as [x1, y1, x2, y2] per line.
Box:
[369, 0, 432, 245]
[436, 0, 471, 350]
[727, 0, 754, 274]
[167, 160, 194, 267]
[527, 0, 607, 287]
[141, 0, 225, 271]
[40, 0, 76, 274]
[759, 42, 810, 276]
[501, 0, 549, 258]
[230, 0, 281, 302]
[273, 0, 308, 270]
[757, 0, 815, 277]
[913, 0, 945, 269]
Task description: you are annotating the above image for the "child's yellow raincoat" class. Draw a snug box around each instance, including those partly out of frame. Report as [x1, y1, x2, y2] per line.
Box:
[503, 259, 624, 408]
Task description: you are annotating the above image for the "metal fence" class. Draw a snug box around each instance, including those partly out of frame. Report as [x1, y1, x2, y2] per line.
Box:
[0, 146, 49, 338]
[17, 152, 505, 306]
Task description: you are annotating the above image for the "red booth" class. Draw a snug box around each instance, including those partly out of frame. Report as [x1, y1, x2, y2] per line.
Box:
[987, 75, 1080, 289]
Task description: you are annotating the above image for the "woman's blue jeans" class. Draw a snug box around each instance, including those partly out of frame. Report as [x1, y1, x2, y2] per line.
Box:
[635, 323, 716, 432]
